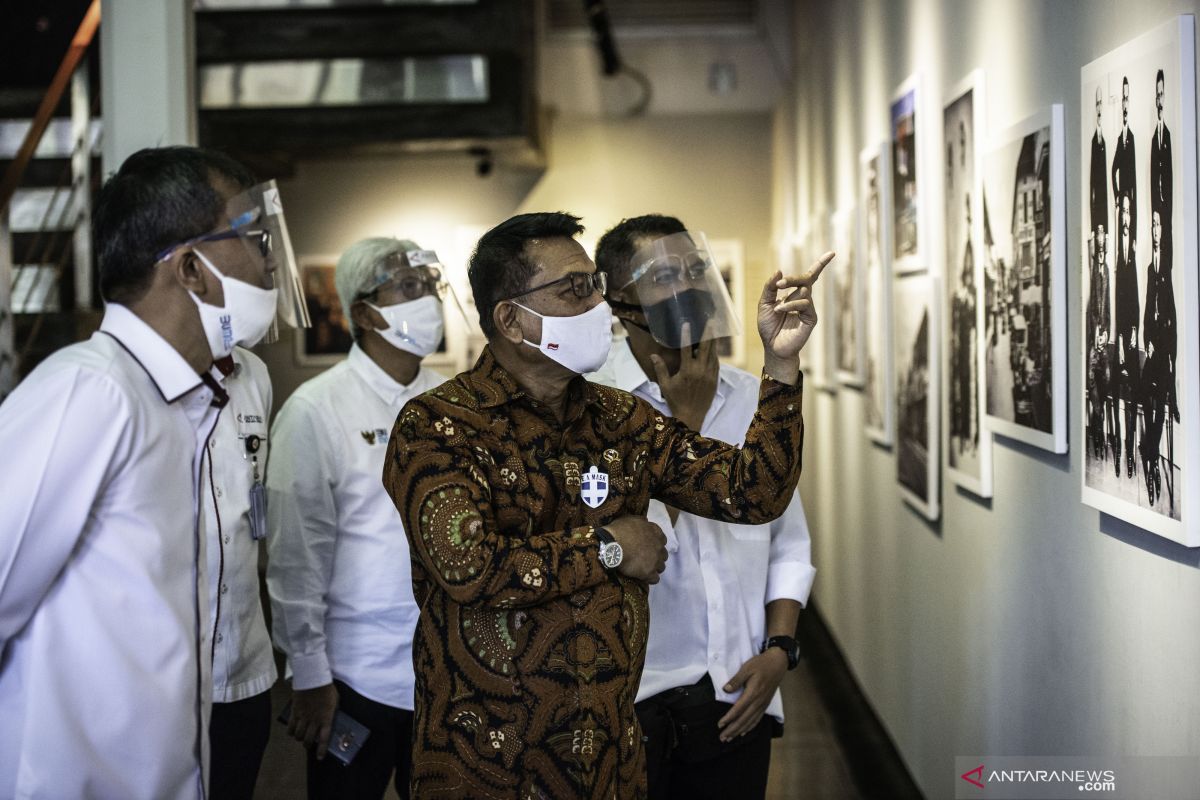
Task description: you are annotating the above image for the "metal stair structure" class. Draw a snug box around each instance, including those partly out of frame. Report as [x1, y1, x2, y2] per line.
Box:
[0, 1, 102, 403]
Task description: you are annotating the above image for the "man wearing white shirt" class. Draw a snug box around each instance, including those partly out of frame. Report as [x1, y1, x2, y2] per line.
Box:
[268, 237, 449, 798]
[204, 346, 278, 799]
[592, 215, 816, 800]
[0, 146, 283, 800]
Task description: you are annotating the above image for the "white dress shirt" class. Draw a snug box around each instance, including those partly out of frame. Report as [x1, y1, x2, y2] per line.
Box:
[588, 340, 816, 722]
[0, 303, 221, 800]
[267, 344, 445, 708]
[204, 347, 278, 703]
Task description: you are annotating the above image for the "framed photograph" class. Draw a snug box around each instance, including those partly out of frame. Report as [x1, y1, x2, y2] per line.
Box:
[943, 70, 994, 498]
[891, 73, 926, 274]
[708, 238, 748, 368]
[811, 212, 837, 392]
[832, 206, 865, 388]
[861, 143, 895, 446]
[895, 272, 940, 520]
[295, 255, 354, 367]
[981, 106, 1068, 456]
[1080, 16, 1199, 545]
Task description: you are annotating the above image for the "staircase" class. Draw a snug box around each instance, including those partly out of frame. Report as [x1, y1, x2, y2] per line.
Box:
[0, 1, 102, 403]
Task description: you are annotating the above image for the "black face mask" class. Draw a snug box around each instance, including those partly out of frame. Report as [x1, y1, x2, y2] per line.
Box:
[643, 289, 717, 349]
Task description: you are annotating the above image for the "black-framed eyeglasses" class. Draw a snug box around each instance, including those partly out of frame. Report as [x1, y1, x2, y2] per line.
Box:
[361, 265, 446, 302]
[155, 209, 272, 263]
[505, 271, 608, 301]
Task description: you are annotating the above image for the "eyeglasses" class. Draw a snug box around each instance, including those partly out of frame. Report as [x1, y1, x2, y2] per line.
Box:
[625, 255, 711, 289]
[506, 271, 608, 300]
[155, 209, 272, 263]
[363, 265, 446, 302]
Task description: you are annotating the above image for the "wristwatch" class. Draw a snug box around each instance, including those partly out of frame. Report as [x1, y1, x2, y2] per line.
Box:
[594, 526, 623, 570]
[760, 635, 801, 670]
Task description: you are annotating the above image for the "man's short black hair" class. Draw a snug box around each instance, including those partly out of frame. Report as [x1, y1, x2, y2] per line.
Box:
[94, 146, 256, 304]
[468, 211, 584, 337]
[594, 214, 687, 288]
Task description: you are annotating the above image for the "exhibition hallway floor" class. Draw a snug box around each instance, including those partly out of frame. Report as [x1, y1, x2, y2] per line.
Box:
[253, 605, 924, 799]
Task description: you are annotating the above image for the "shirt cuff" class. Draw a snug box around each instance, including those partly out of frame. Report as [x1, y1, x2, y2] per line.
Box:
[765, 562, 816, 606]
[290, 649, 333, 690]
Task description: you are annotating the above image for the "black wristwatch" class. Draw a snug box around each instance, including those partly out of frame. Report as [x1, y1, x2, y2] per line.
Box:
[760, 635, 801, 670]
[594, 526, 623, 570]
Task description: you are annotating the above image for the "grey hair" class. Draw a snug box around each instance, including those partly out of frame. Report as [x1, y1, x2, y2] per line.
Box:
[335, 236, 420, 339]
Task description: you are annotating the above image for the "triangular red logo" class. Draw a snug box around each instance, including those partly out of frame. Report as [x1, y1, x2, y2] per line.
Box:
[961, 764, 985, 789]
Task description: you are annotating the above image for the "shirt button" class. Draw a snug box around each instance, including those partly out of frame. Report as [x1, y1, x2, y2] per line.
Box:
[221, 584, 228, 595]
[224, 536, 231, 545]
[215, 488, 222, 498]
[216, 633, 223, 644]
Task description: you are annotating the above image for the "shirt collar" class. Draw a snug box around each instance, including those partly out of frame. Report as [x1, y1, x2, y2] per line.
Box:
[347, 343, 423, 406]
[609, 336, 730, 408]
[468, 344, 600, 412]
[99, 303, 210, 404]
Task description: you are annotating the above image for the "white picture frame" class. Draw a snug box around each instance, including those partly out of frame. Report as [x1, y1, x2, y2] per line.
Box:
[891, 73, 926, 275]
[833, 206, 866, 388]
[861, 143, 895, 446]
[895, 272, 941, 521]
[707, 238, 748, 368]
[943, 69, 994, 498]
[1079, 15, 1199, 545]
[981, 105, 1068, 456]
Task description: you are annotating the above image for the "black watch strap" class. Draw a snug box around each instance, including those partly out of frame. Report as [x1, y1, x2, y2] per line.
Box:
[594, 526, 616, 546]
[761, 635, 801, 670]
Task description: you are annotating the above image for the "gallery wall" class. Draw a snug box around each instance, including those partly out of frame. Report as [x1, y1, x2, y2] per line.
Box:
[789, 1, 1200, 797]
[257, 112, 776, 406]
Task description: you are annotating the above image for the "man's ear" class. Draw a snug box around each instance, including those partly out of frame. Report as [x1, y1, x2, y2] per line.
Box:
[351, 299, 383, 334]
[493, 300, 525, 345]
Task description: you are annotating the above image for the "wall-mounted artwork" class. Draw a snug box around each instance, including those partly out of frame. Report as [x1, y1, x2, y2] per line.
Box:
[295, 256, 354, 367]
[799, 214, 836, 392]
[943, 70, 993, 498]
[861, 144, 894, 446]
[981, 106, 1068, 455]
[1080, 15, 1199, 546]
[891, 74, 925, 274]
[833, 206, 865, 388]
[708, 238, 748, 368]
[895, 272, 940, 521]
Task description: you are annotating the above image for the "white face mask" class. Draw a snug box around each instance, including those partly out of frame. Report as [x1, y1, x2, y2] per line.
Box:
[190, 250, 278, 360]
[514, 300, 613, 375]
[365, 295, 444, 357]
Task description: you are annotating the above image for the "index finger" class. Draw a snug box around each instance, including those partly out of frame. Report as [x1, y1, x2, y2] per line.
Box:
[777, 251, 835, 289]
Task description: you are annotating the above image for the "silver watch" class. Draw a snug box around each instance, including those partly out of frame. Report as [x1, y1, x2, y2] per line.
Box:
[595, 526, 623, 569]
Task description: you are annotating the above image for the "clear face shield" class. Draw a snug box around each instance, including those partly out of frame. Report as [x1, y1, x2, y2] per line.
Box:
[222, 180, 310, 342]
[362, 249, 471, 328]
[613, 231, 740, 349]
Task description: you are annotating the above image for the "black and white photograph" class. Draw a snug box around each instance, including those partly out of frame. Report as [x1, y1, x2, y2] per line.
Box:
[895, 272, 940, 521]
[833, 206, 864, 387]
[981, 106, 1068, 456]
[1080, 16, 1199, 545]
[891, 74, 924, 273]
[943, 71, 993, 498]
[861, 144, 894, 446]
[799, 214, 837, 392]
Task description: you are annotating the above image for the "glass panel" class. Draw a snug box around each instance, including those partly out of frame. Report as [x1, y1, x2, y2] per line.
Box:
[199, 55, 488, 108]
[11, 266, 60, 314]
[0, 119, 102, 160]
[195, 0, 476, 9]
[9, 188, 76, 233]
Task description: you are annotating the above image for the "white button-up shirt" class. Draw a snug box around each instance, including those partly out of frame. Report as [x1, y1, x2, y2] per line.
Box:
[589, 340, 816, 722]
[0, 303, 221, 800]
[267, 344, 445, 708]
[204, 347, 278, 703]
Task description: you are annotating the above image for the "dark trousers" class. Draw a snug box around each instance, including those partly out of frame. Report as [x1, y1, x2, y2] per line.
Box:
[210, 690, 273, 800]
[307, 679, 413, 800]
[635, 675, 775, 800]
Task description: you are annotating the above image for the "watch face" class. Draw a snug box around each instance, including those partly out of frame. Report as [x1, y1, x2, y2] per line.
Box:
[601, 542, 623, 569]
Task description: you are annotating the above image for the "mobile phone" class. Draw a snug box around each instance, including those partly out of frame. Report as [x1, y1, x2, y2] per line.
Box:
[277, 701, 370, 766]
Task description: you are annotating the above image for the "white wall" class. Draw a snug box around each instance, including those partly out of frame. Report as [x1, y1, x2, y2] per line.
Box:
[790, 1, 1200, 798]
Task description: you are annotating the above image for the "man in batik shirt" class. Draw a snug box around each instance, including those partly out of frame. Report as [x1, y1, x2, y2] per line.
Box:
[383, 212, 829, 799]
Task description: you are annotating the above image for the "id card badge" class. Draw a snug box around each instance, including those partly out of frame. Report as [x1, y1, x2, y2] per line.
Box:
[249, 480, 267, 541]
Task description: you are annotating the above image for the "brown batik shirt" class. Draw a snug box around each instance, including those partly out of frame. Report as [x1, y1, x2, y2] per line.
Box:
[382, 346, 805, 800]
